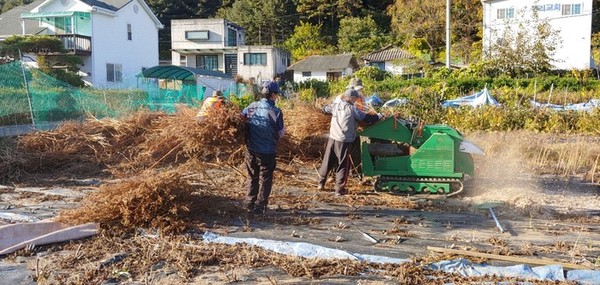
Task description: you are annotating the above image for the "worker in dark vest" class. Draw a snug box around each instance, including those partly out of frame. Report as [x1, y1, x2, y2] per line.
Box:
[241, 81, 285, 214]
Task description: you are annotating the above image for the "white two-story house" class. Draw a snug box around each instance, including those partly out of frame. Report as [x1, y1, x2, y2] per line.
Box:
[171, 18, 290, 82]
[0, 0, 163, 87]
[481, 0, 593, 70]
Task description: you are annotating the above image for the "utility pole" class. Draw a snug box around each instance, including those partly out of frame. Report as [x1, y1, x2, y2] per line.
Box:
[446, 0, 451, 69]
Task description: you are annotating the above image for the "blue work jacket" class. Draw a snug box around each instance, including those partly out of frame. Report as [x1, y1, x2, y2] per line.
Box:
[242, 98, 284, 154]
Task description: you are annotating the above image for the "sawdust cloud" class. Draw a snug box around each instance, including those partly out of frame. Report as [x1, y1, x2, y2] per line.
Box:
[464, 131, 544, 208]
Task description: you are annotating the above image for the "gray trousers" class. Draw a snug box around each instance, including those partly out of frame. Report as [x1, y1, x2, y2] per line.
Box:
[318, 138, 352, 192]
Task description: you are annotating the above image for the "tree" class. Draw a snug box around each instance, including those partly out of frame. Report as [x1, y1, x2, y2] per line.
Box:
[283, 21, 335, 61]
[337, 16, 389, 57]
[591, 32, 600, 68]
[217, 0, 296, 45]
[0, 35, 84, 86]
[362, 0, 394, 33]
[296, 0, 362, 38]
[2, 0, 34, 13]
[387, 0, 482, 64]
[593, 0, 600, 33]
[451, 0, 482, 64]
[483, 8, 560, 77]
[146, 0, 222, 60]
[387, 0, 446, 62]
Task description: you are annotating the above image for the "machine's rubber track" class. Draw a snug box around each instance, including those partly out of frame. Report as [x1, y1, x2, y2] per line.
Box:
[374, 176, 464, 197]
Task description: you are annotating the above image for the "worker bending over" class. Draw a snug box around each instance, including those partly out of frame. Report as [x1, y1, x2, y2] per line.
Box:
[318, 88, 382, 196]
[196, 90, 226, 120]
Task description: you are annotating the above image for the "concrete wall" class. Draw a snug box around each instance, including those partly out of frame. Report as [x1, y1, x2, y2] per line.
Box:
[90, 0, 159, 87]
[482, 0, 593, 70]
[237, 46, 290, 82]
[293, 67, 353, 83]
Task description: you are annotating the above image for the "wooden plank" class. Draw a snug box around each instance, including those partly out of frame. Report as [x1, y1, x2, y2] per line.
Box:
[427, 246, 591, 270]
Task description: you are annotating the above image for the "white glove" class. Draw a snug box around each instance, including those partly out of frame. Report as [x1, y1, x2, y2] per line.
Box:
[377, 113, 385, 120]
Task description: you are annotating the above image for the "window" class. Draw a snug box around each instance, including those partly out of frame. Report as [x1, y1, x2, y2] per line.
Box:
[127, 24, 132, 40]
[562, 4, 571, 15]
[562, 4, 582, 15]
[302, 71, 311, 77]
[227, 27, 237, 47]
[186, 30, 209, 40]
[497, 7, 515, 19]
[370, 62, 385, 70]
[106, 63, 122, 82]
[196, 55, 218, 70]
[244, 53, 267, 65]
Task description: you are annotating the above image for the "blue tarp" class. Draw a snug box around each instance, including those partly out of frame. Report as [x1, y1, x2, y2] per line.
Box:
[382, 98, 408, 108]
[442, 87, 500, 108]
[531, 99, 600, 112]
[366, 95, 384, 107]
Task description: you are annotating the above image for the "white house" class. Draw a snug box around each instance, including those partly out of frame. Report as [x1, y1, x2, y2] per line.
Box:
[362, 45, 415, 75]
[287, 54, 358, 83]
[0, 0, 163, 87]
[171, 18, 290, 82]
[481, 0, 593, 70]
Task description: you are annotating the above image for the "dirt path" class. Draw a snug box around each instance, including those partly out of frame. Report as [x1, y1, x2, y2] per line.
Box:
[0, 166, 599, 284]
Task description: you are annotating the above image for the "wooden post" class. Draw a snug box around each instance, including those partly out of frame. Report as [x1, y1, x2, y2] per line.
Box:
[427, 246, 591, 270]
[547, 83, 554, 105]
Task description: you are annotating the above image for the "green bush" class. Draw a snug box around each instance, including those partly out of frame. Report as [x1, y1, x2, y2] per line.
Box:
[297, 79, 330, 99]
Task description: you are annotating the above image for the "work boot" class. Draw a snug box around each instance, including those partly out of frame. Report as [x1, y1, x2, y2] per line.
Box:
[253, 206, 266, 215]
[245, 202, 254, 214]
[334, 188, 348, 196]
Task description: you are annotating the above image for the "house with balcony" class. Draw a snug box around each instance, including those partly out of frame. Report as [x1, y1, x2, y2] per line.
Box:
[171, 18, 290, 82]
[0, 0, 163, 87]
[482, 0, 593, 70]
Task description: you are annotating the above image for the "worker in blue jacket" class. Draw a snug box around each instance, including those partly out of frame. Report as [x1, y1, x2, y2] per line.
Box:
[241, 81, 285, 214]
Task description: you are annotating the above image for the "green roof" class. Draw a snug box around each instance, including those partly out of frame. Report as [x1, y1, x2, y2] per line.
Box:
[138, 65, 233, 80]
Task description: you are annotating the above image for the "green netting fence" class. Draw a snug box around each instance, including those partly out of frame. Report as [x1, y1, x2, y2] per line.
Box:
[0, 61, 247, 128]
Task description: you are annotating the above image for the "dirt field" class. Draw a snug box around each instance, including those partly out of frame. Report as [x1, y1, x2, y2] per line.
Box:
[0, 110, 599, 284]
[1, 157, 599, 284]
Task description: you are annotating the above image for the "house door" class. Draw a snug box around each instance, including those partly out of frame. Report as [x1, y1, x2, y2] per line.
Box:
[225, 54, 237, 76]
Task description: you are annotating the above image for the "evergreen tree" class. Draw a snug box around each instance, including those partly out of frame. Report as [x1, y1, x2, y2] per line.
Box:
[146, 0, 222, 60]
[218, 0, 296, 45]
[283, 21, 335, 61]
[337, 16, 389, 57]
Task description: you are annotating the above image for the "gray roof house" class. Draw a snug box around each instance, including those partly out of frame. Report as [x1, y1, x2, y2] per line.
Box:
[0, 0, 47, 39]
[287, 54, 358, 83]
[361, 45, 415, 75]
[0, 0, 163, 88]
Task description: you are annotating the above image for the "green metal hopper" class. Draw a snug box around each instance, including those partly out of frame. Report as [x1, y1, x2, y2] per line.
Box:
[359, 116, 483, 196]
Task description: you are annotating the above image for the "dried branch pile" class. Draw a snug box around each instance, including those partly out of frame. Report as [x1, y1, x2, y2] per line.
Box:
[59, 168, 194, 233]
[1, 102, 335, 233]
[278, 102, 331, 161]
[281, 102, 330, 139]
[0, 107, 247, 181]
[58, 163, 244, 234]
[109, 107, 246, 175]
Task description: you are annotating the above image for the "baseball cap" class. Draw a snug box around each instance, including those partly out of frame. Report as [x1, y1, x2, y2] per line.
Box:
[346, 78, 364, 91]
[344, 88, 359, 98]
[261, 81, 281, 94]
